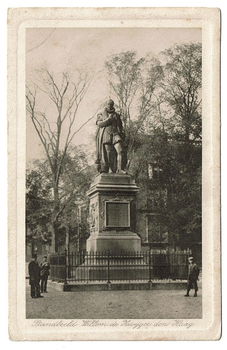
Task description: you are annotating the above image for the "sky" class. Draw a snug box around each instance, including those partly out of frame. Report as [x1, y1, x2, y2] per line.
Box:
[26, 27, 201, 164]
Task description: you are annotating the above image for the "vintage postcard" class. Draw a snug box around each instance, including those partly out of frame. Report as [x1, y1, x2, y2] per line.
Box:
[8, 7, 221, 340]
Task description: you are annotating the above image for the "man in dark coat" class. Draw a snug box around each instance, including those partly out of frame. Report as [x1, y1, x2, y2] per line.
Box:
[28, 254, 42, 298]
[40, 255, 50, 293]
[185, 256, 200, 297]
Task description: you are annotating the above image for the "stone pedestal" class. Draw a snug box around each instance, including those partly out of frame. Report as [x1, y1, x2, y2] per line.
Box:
[86, 173, 141, 254]
[75, 173, 147, 281]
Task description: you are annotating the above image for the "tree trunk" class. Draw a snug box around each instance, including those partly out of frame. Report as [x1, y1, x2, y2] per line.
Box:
[65, 226, 70, 252]
[50, 183, 60, 253]
[50, 219, 57, 253]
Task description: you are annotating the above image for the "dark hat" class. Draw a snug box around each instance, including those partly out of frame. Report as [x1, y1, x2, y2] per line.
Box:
[43, 255, 47, 258]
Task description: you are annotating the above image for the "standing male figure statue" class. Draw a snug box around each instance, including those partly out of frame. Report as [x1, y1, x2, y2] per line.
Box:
[95, 99, 127, 174]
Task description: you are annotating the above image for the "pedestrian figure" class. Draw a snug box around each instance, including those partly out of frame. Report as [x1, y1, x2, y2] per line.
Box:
[40, 255, 50, 293]
[185, 256, 200, 297]
[28, 254, 43, 298]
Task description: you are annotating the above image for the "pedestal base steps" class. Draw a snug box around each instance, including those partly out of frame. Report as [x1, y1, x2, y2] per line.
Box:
[48, 280, 188, 292]
[86, 231, 141, 253]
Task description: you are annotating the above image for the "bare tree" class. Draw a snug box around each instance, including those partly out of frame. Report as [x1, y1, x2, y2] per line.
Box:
[26, 68, 91, 252]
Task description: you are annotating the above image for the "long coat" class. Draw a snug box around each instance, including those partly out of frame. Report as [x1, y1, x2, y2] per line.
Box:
[95, 108, 124, 172]
[28, 260, 40, 284]
[40, 261, 50, 278]
[188, 263, 200, 282]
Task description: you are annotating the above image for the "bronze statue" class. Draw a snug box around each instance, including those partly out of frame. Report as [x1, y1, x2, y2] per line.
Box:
[95, 99, 127, 174]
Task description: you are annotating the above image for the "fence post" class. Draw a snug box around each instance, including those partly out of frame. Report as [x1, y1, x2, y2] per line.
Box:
[149, 250, 152, 283]
[64, 248, 68, 285]
[107, 251, 111, 285]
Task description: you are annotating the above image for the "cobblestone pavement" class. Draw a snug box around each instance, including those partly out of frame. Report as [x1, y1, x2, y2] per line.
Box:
[26, 281, 202, 319]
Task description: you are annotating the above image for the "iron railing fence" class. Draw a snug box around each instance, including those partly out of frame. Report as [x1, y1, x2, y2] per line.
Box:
[49, 249, 191, 283]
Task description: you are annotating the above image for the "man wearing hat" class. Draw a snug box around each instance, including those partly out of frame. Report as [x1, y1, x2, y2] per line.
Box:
[28, 254, 42, 298]
[185, 256, 200, 297]
[40, 255, 50, 293]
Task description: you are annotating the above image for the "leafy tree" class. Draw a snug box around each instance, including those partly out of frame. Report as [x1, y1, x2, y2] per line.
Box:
[159, 43, 202, 247]
[105, 52, 163, 169]
[125, 43, 202, 249]
[105, 51, 144, 128]
[26, 147, 95, 253]
[130, 128, 201, 249]
[54, 146, 95, 251]
[161, 42, 202, 143]
[26, 164, 53, 251]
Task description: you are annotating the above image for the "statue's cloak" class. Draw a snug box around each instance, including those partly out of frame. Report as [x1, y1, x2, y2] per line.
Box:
[96, 125, 117, 173]
[95, 108, 118, 173]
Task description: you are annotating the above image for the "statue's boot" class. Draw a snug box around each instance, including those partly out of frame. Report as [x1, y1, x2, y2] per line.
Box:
[117, 169, 127, 174]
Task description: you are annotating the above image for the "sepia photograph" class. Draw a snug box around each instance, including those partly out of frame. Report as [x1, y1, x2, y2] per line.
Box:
[25, 26, 202, 320]
[8, 7, 220, 340]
